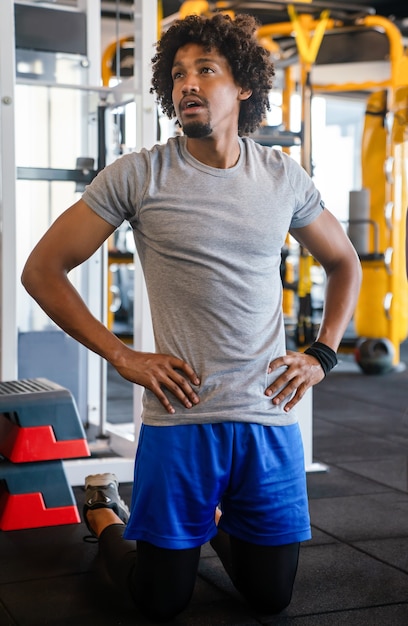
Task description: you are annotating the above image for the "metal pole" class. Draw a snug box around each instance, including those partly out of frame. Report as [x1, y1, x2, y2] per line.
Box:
[300, 66, 313, 176]
[0, 0, 18, 380]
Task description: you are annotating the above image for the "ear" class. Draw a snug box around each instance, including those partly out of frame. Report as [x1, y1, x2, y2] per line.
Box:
[238, 87, 252, 101]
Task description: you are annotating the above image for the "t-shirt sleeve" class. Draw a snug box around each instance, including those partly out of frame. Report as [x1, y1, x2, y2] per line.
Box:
[82, 152, 148, 227]
[283, 155, 325, 229]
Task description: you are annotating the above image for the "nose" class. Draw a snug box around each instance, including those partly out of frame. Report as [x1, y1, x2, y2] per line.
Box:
[181, 74, 199, 94]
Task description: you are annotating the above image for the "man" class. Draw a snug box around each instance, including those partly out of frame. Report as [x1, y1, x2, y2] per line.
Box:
[22, 13, 361, 623]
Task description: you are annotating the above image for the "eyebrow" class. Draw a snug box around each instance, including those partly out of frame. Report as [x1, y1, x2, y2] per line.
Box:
[172, 56, 219, 69]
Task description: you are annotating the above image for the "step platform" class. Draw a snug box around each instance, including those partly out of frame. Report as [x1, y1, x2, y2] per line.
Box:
[0, 378, 90, 462]
[0, 459, 80, 530]
[0, 378, 89, 529]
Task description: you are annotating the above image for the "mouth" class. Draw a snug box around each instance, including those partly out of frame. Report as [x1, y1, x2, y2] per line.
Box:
[180, 96, 205, 113]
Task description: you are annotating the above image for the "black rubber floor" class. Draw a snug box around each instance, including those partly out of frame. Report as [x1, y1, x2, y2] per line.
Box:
[1, 343, 407, 625]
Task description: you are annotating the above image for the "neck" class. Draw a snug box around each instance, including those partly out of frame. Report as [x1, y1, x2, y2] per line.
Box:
[185, 135, 241, 169]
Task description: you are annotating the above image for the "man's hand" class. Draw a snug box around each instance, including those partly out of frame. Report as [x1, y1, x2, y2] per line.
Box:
[265, 350, 324, 412]
[114, 349, 200, 414]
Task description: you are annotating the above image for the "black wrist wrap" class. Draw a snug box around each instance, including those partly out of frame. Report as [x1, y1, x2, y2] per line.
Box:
[304, 341, 338, 376]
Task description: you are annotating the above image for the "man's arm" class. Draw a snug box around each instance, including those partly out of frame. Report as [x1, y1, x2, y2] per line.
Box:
[266, 208, 362, 411]
[21, 199, 200, 414]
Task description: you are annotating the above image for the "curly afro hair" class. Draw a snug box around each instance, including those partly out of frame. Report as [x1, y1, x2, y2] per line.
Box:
[150, 13, 275, 136]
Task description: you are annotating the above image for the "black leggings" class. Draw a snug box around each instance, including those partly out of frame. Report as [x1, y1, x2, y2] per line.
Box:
[99, 524, 300, 623]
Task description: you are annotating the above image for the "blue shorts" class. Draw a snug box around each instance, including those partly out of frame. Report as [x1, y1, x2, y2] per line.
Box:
[124, 422, 311, 549]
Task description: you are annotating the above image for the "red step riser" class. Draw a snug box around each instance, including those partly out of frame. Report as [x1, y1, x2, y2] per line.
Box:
[0, 491, 80, 530]
[0, 413, 90, 462]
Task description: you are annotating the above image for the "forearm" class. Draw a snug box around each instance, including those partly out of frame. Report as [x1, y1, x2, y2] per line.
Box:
[315, 257, 362, 351]
[291, 209, 362, 352]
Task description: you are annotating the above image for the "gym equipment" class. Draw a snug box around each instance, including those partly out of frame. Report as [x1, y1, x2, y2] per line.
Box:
[354, 84, 408, 364]
[0, 460, 80, 531]
[348, 189, 371, 257]
[0, 378, 90, 463]
[0, 378, 90, 530]
[257, 10, 408, 366]
[354, 337, 395, 375]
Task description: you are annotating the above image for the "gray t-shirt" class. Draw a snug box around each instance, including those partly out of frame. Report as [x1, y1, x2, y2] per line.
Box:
[83, 135, 324, 426]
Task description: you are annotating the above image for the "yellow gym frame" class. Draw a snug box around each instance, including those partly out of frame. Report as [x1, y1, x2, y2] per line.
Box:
[257, 7, 408, 365]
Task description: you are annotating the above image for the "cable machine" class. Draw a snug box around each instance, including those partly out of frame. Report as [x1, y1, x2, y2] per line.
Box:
[253, 3, 408, 369]
[0, 0, 157, 484]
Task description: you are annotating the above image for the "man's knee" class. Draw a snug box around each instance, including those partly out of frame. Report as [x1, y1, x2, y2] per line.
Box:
[132, 542, 200, 622]
[230, 538, 299, 615]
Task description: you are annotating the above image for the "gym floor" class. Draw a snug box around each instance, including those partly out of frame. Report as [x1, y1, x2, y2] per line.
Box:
[0, 342, 407, 625]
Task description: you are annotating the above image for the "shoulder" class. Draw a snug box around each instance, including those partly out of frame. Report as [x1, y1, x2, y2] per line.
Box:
[241, 136, 281, 159]
[111, 137, 180, 166]
[240, 137, 299, 172]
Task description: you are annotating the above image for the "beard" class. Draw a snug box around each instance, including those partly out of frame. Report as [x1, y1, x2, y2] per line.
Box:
[182, 120, 212, 138]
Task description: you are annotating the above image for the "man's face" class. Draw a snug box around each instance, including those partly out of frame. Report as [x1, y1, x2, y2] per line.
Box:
[171, 43, 248, 139]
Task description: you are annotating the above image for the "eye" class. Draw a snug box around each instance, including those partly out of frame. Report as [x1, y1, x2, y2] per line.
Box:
[201, 66, 215, 74]
[172, 71, 183, 81]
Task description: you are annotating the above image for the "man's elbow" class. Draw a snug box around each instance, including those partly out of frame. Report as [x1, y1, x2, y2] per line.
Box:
[341, 251, 363, 304]
[351, 248, 363, 288]
[327, 247, 362, 296]
[21, 266, 33, 295]
[21, 260, 42, 298]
